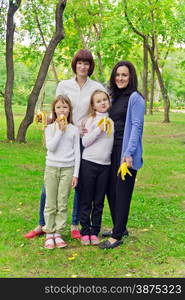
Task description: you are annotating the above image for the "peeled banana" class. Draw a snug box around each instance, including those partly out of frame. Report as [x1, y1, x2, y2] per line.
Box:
[57, 114, 67, 125]
[34, 110, 48, 129]
[97, 117, 112, 136]
[117, 162, 132, 181]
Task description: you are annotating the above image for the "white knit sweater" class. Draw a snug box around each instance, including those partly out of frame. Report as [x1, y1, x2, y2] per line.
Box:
[82, 112, 114, 165]
[45, 122, 80, 178]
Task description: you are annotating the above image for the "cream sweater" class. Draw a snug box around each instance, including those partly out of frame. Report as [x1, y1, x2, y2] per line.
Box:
[45, 122, 80, 178]
[82, 112, 114, 165]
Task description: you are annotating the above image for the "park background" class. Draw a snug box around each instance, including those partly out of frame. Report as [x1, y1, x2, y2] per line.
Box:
[0, 0, 185, 278]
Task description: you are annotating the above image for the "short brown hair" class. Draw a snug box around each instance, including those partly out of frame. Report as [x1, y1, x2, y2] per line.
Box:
[71, 49, 95, 76]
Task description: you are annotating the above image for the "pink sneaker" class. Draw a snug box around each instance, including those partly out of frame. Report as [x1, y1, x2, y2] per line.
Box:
[71, 230, 81, 239]
[90, 235, 100, 245]
[81, 235, 90, 245]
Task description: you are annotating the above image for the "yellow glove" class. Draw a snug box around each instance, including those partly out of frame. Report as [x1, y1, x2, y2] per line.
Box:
[117, 162, 132, 181]
[97, 117, 112, 137]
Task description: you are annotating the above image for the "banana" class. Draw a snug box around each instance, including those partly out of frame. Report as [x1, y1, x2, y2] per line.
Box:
[117, 162, 132, 181]
[97, 117, 112, 137]
[34, 110, 47, 129]
[57, 114, 67, 125]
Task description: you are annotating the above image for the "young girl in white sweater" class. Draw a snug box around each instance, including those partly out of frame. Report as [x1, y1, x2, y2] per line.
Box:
[80, 90, 114, 245]
[43, 95, 80, 249]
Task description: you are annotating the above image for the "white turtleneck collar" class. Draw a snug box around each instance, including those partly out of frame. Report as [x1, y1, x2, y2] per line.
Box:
[95, 111, 109, 118]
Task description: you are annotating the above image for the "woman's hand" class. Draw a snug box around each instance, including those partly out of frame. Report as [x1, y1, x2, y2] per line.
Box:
[71, 176, 78, 188]
[80, 127, 88, 136]
[80, 120, 88, 136]
[122, 156, 133, 168]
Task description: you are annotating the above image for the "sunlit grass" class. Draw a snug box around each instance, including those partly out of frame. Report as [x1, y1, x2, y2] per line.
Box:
[0, 108, 185, 278]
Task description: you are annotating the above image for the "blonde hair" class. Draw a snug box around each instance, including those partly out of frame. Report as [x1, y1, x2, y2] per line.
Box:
[51, 95, 73, 124]
[88, 89, 110, 117]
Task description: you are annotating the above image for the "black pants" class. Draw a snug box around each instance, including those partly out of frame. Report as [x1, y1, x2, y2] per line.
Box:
[80, 159, 110, 236]
[107, 144, 137, 240]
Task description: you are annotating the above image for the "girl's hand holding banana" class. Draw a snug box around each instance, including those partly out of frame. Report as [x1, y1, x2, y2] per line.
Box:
[97, 117, 112, 136]
[57, 114, 67, 131]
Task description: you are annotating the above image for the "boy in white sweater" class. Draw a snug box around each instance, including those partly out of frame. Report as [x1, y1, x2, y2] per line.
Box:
[43, 95, 80, 249]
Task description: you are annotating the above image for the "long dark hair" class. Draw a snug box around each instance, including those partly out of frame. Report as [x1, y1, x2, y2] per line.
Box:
[109, 61, 138, 99]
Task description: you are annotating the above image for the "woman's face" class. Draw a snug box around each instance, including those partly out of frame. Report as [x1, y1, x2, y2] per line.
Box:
[55, 100, 70, 118]
[115, 65, 130, 89]
[76, 60, 90, 77]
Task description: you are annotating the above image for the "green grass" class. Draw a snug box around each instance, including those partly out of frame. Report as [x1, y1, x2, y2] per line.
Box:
[0, 106, 185, 278]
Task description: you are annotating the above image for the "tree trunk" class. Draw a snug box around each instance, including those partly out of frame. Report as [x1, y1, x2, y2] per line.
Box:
[146, 44, 170, 122]
[154, 62, 170, 122]
[149, 63, 155, 114]
[143, 39, 148, 114]
[123, 0, 170, 122]
[16, 0, 67, 143]
[96, 51, 104, 82]
[4, 0, 22, 141]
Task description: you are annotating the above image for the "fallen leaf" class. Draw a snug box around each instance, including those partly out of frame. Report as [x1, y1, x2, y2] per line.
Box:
[68, 256, 75, 261]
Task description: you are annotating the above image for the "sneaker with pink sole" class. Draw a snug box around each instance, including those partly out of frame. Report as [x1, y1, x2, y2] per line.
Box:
[81, 235, 90, 245]
[90, 235, 100, 245]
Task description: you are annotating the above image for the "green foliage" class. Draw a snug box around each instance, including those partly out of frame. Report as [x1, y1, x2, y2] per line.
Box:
[1, 0, 185, 109]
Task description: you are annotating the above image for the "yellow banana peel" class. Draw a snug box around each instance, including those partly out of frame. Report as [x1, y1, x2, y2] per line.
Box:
[97, 117, 112, 136]
[117, 162, 132, 181]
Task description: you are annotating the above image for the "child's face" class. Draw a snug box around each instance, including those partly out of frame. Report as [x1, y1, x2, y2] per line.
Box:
[55, 100, 70, 118]
[92, 92, 110, 113]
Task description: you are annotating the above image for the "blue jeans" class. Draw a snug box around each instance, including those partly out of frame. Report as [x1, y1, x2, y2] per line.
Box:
[38, 184, 80, 226]
[39, 184, 46, 226]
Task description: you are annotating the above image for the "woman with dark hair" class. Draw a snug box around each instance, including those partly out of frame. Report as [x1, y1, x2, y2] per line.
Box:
[99, 61, 145, 249]
[24, 49, 106, 240]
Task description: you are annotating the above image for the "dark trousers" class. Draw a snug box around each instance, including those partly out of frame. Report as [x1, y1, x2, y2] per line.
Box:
[80, 159, 110, 236]
[107, 144, 137, 240]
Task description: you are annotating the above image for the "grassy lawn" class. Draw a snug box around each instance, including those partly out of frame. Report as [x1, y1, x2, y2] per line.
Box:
[0, 105, 185, 278]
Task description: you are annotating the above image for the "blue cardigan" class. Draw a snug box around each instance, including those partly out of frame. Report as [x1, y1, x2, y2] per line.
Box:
[121, 91, 145, 170]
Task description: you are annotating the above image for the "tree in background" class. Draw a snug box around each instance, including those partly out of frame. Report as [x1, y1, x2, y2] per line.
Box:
[123, 0, 185, 122]
[1, 0, 185, 142]
[2, 0, 67, 142]
[4, 0, 21, 141]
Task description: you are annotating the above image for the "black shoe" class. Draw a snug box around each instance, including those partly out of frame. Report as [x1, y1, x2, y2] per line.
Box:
[99, 239, 123, 249]
[101, 229, 128, 238]
[101, 231, 112, 238]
